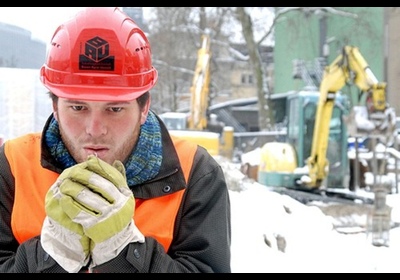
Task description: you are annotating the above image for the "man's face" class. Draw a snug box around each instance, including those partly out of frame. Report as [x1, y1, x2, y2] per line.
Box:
[53, 97, 149, 165]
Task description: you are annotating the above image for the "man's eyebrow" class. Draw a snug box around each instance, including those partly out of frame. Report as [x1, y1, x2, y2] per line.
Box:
[105, 102, 131, 106]
[64, 99, 86, 104]
[64, 100, 131, 106]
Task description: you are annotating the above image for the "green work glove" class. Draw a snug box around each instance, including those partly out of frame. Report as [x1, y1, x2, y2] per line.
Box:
[58, 155, 145, 267]
[41, 173, 91, 273]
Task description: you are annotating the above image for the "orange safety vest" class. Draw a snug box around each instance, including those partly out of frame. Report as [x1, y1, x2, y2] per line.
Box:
[4, 133, 196, 252]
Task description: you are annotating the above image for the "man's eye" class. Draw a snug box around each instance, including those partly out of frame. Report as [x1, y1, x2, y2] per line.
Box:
[72, 106, 84, 111]
[109, 107, 123, 113]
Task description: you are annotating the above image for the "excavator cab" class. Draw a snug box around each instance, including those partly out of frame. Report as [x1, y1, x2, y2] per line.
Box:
[287, 90, 350, 188]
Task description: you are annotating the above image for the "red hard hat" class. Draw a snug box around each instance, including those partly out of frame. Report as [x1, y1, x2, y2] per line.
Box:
[40, 7, 158, 101]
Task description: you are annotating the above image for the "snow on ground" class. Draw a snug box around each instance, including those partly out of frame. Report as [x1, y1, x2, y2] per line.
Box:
[217, 157, 400, 273]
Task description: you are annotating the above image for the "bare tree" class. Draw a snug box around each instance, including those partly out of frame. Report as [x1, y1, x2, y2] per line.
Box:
[147, 7, 236, 114]
[235, 7, 274, 131]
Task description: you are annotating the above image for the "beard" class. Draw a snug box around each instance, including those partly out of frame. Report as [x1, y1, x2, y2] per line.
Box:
[57, 117, 140, 165]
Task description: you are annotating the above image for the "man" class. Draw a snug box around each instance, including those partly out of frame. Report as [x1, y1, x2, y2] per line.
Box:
[0, 7, 231, 273]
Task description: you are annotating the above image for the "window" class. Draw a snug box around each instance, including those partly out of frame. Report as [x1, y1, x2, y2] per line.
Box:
[241, 73, 254, 85]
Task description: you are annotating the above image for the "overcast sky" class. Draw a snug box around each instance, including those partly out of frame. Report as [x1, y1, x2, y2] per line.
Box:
[0, 7, 87, 43]
[0, 7, 273, 46]
[0, 7, 153, 44]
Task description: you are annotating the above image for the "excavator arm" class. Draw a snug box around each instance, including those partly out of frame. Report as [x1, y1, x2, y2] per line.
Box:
[305, 45, 392, 188]
[188, 34, 212, 130]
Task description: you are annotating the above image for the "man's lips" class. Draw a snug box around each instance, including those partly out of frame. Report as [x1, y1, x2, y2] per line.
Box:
[84, 147, 109, 155]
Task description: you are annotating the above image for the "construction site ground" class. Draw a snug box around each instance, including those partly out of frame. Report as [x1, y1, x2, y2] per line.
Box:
[216, 155, 399, 242]
[217, 155, 400, 272]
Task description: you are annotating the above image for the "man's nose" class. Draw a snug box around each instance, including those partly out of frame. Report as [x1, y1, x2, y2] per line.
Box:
[85, 112, 107, 137]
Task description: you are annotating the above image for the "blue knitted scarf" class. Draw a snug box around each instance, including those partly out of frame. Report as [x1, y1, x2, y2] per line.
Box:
[44, 111, 163, 186]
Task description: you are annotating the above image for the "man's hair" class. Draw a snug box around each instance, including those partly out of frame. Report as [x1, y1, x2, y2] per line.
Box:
[48, 91, 150, 109]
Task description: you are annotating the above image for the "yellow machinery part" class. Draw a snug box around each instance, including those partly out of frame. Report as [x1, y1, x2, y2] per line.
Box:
[259, 142, 298, 172]
[169, 130, 220, 156]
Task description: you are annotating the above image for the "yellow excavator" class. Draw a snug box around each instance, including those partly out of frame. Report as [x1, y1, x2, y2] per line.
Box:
[258, 46, 396, 192]
[160, 34, 233, 157]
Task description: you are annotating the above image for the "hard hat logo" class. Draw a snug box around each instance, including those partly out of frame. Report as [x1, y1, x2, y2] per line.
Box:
[79, 36, 114, 71]
[83, 36, 111, 63]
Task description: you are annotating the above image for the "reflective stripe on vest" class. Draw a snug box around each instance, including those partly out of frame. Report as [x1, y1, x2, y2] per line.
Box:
[5, 133, 196, 252]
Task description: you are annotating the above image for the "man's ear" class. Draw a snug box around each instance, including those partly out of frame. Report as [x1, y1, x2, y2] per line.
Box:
[52, 101, 58, 121]
[140, 96, 151, 125]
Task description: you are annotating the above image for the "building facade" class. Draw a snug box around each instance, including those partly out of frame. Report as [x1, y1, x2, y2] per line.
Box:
[0, 22, 46, 69]
[273, 7, 400, 115]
